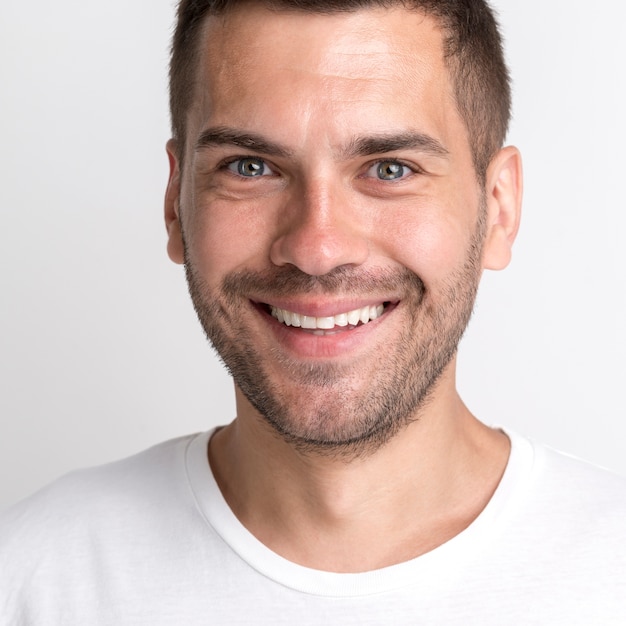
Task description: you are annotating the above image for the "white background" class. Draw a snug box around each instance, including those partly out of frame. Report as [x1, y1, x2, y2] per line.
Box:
[1, 0, 624, 510]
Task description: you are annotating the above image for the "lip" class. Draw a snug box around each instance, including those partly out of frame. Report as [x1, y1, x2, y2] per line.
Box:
[252, 299, 398, 359]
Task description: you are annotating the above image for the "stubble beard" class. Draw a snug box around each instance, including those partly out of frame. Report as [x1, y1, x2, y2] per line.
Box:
[183, 208, 486, 459]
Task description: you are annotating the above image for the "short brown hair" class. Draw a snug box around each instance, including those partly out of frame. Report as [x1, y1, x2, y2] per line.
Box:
[169, 0, 511, 178]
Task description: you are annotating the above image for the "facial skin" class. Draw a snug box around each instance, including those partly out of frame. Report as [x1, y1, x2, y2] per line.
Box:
[165, 5, 521, 457]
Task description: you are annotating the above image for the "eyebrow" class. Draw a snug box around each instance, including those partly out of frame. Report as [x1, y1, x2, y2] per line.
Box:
[195, 126, 448, 160]
[195, 127, 294, 159]
[343, 132, 449, 159]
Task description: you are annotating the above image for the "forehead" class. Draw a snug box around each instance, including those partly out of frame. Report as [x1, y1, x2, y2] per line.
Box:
[188, 5, 463, 157]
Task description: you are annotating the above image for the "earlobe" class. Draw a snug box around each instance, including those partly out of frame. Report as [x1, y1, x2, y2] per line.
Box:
[482, 146, 523, 271]
[165, 139, 185, 265]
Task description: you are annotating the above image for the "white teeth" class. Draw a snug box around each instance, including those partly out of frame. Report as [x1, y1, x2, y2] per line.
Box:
[317, 316, 336, 330]
[334, 313, 348, 327]
[270, 304, 386, 330]
[301, 316, 316, 329]
[347, 309, 361, 326]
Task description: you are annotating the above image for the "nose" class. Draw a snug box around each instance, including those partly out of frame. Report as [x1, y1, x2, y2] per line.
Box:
[269, 182, 370, 276]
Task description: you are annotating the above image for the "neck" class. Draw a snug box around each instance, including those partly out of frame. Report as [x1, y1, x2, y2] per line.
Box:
[209, 371, 509, 572]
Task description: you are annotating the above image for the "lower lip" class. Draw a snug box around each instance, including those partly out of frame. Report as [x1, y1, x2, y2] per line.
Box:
[254, 303, 394, 359]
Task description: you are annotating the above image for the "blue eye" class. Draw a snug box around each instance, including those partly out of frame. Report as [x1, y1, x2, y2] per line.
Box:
[227, 157, 273, 177]
[367, 160, 412, 181]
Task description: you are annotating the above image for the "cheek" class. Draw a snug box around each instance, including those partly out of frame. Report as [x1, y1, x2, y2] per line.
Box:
[373, 206, 474, 286]
[182, 198, 276, 285]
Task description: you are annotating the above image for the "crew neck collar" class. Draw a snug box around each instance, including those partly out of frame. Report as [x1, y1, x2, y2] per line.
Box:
[185, 428, 535, 597]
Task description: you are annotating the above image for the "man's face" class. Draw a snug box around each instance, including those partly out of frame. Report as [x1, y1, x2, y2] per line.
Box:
[166, 6, 500, 455]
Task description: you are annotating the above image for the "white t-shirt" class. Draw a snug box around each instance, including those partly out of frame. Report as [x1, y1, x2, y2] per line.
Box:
[1, 429, 625, 625]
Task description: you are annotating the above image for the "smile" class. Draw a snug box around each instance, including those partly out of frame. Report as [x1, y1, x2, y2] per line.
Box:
[269, 303, 386, 333]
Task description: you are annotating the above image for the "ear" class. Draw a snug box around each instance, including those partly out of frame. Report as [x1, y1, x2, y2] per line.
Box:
[482, 146, 523, 271]
[165, 139, 185, 265]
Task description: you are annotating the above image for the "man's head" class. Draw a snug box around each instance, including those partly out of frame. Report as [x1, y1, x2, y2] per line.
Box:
[169, 0, 511, 180]
[164, 1, 521, 457]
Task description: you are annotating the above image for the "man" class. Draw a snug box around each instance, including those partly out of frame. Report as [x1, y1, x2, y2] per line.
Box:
[1, 0, 625, 623]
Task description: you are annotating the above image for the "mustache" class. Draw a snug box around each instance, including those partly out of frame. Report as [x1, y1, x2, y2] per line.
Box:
[220, 265, 425, 299]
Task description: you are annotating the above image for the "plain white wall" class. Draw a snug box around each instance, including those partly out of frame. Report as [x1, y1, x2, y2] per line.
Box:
[1, 0, 624, 510]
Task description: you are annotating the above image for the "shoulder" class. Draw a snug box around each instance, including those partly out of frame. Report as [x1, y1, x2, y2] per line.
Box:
[538, 441, 626, 532]
[0, 433, 202, 567]
[505, 430, 626, 497]
[509, 433, 626, 559]
[530, 438, 626, 506]
[2, 433, 196, 510]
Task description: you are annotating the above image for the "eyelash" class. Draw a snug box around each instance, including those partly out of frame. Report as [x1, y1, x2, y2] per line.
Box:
[363, 159, 420, 181]
[219, 156, 276, 178]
